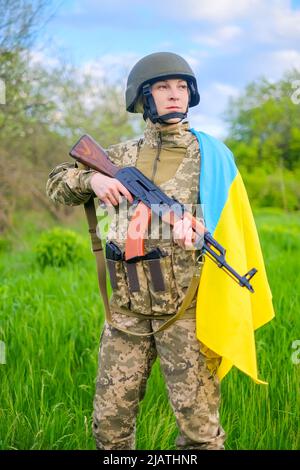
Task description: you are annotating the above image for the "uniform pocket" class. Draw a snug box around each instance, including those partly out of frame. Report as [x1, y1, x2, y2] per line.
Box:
[171, 244, 195, 289]
[124, 260, 152, 315]
[106, 259, 130, 309]
[143, 255, 179, 314]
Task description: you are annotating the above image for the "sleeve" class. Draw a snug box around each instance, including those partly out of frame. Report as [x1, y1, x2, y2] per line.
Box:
[46, 140, 133, 206]
[46, 162, 96, 206]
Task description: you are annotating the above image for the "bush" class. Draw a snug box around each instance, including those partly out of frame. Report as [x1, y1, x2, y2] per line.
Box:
[0, 238, 12, 253]
[35, 227, 86, 268]
[242, 168, 300, 211]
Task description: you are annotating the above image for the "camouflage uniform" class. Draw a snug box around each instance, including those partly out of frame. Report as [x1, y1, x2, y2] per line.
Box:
[46, 119, 226, 450]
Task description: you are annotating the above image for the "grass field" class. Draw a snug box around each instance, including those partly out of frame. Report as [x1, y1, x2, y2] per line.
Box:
[0, 209, 299, 450]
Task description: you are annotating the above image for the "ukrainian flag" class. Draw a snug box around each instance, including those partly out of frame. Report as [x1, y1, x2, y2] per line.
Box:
[190, 129, 275, 383]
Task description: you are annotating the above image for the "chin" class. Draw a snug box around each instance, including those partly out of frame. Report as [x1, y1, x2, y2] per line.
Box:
[164, 117, 182, 124]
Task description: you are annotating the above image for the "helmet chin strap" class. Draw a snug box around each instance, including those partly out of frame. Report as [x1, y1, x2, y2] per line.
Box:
[142, 84, 187, 124]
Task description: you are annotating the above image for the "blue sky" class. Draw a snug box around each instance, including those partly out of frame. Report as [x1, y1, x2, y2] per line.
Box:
[39, 0, 300, 137]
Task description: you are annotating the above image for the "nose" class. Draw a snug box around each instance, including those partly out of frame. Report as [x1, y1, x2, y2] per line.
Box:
[168, 85, 180, 100]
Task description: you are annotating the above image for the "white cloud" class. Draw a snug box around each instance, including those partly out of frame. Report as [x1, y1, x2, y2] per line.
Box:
[166, 0, 300, 48]
[272, 7, 300, 40]
[188, 81, 240, 138]
[252, 49, 300, 80]
[166, 0, 262, 23]
[29, 50, 60, 69]
[251, 4, 300, 44]
[188, 111, 228, 138]
[271, 49, 300, 68]
[213, 82, 240, 97]
[74, 0, 260, 23]
[193, 25, 242, 47]
[199, 81, 240, 115]
[180, 53, 202, 70]
[80, 53, 140, 85]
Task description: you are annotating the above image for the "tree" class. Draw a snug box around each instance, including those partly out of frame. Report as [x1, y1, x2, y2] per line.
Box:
[224, 70, 300, 210]
[0, 1, 141, 232]
[224, 69, 300, 172]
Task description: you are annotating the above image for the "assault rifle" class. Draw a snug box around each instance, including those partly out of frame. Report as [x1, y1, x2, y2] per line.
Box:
[69, 134, 257, 293]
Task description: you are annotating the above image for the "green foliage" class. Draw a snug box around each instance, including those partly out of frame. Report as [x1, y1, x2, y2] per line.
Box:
[35, 227, 86, 268]
[0, 2, 141, 233]
[50, 70, 141, 148]
[224, 70, 300, 210]
[241, 167, 300, 211]
[0, 237, 12, 252]
[224, 70, 300, 173]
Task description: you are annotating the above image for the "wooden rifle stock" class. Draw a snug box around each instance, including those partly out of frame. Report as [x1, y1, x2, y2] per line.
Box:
[69, 134, 119, 177]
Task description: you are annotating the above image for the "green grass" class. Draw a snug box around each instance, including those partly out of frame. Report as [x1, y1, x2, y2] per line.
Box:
[0, 208, 299, 449]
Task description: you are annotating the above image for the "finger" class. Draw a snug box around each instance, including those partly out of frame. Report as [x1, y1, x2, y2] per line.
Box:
[174, 220, 193, 249]
[187, 227, 196, 243]
[173, 224, 180, 239]
[182, 216, 193, 231]
[101, 197, 113, 207]
[173, 225, 184, 242]
[174, 218, 191, 242]
[116, 181, 134, 203]
[110, 187, 124, 205]
[107, 192, 119, 206]
[184, 227, 195, 250]
[173, 220, 186, 240]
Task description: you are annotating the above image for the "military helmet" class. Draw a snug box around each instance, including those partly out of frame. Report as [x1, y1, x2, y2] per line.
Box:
[126, 52, 200, 113]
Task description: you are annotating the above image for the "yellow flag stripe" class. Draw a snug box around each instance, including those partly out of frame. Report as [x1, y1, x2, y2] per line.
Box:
[196, 173, 274, 383]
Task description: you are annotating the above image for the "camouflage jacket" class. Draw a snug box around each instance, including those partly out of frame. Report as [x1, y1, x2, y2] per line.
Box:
[46, 119, 202, 316]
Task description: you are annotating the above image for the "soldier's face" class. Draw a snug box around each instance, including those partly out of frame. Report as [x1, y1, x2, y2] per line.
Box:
[151, 79, 189, 123]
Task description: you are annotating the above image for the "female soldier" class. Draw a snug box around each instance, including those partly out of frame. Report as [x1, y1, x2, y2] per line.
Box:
[46, 52, 226, 450]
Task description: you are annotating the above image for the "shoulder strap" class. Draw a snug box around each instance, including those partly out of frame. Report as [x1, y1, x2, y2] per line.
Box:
[83, 197, 111, 317]
[83, 197, 200, 337]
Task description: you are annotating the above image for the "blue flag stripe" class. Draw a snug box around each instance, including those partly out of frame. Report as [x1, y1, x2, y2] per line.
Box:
[190, 128, 238, 235]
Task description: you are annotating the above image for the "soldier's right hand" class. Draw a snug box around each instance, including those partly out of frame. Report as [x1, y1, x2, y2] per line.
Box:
[90, 172, 134, 206]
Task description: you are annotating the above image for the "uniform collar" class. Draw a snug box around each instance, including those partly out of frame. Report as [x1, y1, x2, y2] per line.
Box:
[143, 118, 192, 148]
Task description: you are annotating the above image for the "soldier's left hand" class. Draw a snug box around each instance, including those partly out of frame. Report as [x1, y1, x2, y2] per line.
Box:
[173, 216, 196, 250]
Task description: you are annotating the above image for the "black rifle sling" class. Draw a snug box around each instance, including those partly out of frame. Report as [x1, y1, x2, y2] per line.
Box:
[83, 197, 199, 336]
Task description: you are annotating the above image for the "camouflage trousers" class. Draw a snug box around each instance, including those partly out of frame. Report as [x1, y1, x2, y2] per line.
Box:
[92, 312, 226, 450]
